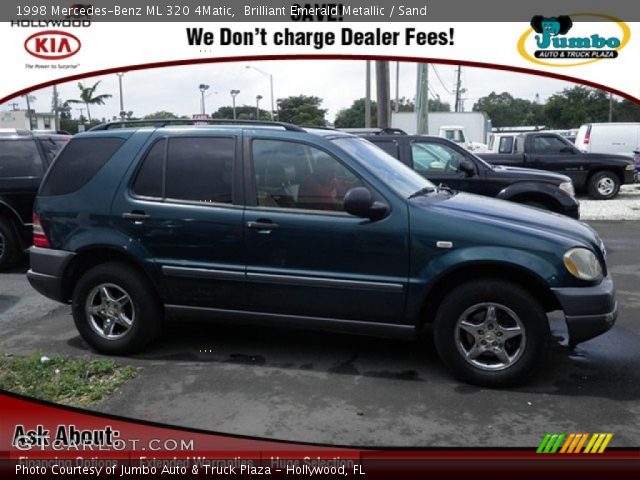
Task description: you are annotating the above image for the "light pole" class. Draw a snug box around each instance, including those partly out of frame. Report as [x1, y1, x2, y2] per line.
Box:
[255, 95, 263, 120]
[199, 84, 210, 115]
[246, 65, 274, 120]
[230, 89, 240, 119]
[116, 72, 125, 121]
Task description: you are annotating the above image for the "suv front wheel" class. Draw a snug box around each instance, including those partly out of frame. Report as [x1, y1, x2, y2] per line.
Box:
[433, 280, 549, 387]
[72, 262, 163, 354]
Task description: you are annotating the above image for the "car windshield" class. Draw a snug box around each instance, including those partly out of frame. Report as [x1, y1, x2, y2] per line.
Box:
[332, 137, 435, 198]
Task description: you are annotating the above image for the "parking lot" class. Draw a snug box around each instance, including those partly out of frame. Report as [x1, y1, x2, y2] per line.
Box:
[1, 219, 639, 447]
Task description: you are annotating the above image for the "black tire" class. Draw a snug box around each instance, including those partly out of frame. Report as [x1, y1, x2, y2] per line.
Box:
[72, 262, 163, 355]
[0, 217, 21, 271]
[433, 280, 549, 387]
[587, 171, 620, 200]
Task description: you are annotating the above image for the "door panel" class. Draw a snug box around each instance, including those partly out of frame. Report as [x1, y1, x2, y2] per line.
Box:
[244, 137, 408, 323]
[113, 134, 246, 309]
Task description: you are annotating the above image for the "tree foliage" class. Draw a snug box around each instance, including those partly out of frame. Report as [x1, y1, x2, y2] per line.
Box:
[65, 81, 112, 122]
[276, 95, 327, 126]
[211, 105, 271, 120]
[334, 97, 450, 128]
[143, 111, 186, 120]
[473, 86, 640, 129]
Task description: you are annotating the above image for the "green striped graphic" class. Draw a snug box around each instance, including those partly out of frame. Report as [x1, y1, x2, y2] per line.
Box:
[537, 433, 566, 453]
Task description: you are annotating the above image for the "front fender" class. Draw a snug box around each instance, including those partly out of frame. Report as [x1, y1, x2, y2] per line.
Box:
[497, 181, 572, 207]
[405, 246, 559, 322]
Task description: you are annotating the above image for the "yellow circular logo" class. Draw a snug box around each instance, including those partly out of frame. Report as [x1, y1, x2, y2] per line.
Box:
[517, 13, 630, 67]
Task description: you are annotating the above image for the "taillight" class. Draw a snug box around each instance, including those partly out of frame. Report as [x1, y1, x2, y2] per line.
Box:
[583, 126, 591, 145]
[33, 214, 51, 248]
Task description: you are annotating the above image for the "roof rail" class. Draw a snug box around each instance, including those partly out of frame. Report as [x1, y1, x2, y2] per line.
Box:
[89, 118, 306, 132]
[299, 125, 337, 131]
[378, 128, 407, 135]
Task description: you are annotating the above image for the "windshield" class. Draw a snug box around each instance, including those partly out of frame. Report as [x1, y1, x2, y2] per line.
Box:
[332, 137, 435, 198]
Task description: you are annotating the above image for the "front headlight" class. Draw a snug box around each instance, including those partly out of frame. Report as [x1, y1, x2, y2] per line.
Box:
[625, 164, 635, 171]
[559, 181, 575, 197]
[563, 248, 602, 281]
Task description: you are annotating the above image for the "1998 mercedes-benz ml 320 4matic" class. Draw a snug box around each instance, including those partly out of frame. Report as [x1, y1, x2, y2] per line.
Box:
[27, 120, 617, 387]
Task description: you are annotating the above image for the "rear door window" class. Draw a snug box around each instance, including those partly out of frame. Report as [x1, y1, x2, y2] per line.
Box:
[165, 137, 235, 204]
[130, 136, 236, 204]
[40, 137, 125, 196]
[0, 139, 43, 178]
[373, 140, 400, 159]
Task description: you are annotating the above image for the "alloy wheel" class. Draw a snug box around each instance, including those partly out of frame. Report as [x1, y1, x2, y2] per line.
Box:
[454, 302, 527, 371]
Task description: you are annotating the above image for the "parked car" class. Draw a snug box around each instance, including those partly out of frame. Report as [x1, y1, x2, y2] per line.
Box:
[0, 129, 70, 270]
[575, 123, 640, 158]
[28, 120, 617, 387]
[478, 132, 636, 199]
[360, 131, 580, 218]
[634, 150, 640, 181]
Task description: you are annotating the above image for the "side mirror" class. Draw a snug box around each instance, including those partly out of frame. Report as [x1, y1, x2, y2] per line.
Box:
[459, 159, 475, 177]
[344, 187, 388, 220]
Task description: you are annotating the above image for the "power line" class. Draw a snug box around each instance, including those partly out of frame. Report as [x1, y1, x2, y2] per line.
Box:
[430, 65, 454, 95]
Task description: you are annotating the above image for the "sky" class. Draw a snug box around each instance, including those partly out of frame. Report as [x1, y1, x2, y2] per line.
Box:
[3, 59, 583, 123]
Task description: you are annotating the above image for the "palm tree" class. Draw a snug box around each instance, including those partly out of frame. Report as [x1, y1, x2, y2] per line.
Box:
[66, 81, 112, 122]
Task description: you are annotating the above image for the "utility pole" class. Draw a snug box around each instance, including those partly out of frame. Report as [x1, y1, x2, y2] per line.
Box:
[117, 73, 125, 121]
[365, 60, 371, 128]
[395, 61, 400, 113]
[454, 66, 462, 113]
[376, 61, 390, 128]
[256, 95, 263, 120]
[9, 102, 19, 111]
[52, 85, 60, 131]
[230, 90, 240, 119]
[416, 63, 429, 134]
[25, 95, 33, 130]
[608, 92, 613, 122]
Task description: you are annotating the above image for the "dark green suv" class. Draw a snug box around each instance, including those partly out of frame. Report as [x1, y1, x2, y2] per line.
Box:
[27, 120, 617, 387]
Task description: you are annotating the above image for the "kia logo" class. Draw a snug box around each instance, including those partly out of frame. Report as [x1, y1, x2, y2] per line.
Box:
[24, 30, 81, 60]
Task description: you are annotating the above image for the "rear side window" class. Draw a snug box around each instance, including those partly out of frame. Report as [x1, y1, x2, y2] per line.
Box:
[38, 138, 69, 164]
[40, 137, 125, 196]
[0, 139, 43, 178]
[132, 139, 165, 198]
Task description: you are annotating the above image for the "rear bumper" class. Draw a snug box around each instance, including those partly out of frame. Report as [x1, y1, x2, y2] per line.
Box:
[552, 274, 617, 346]
[27, 246, 75, 303]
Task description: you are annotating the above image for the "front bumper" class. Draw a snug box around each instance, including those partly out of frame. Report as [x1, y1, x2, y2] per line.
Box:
[27, 246, 75, 303]
[552, 274, 617, 346]
[624, 169, 636, 185]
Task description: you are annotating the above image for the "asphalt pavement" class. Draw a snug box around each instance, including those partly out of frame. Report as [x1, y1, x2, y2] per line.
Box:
[1, 220, 639, 448]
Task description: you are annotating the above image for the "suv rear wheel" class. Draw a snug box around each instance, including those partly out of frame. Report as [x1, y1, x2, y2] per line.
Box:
[72, 262, 163, 354]
[433, 280, 549, 387]
[0, 217, 21, 271]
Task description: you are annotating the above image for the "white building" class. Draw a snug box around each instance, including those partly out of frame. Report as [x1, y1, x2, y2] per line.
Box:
[0, 109, 56, 130]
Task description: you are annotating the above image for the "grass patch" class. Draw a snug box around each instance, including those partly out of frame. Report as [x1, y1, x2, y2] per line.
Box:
[0, 352, 136, 407]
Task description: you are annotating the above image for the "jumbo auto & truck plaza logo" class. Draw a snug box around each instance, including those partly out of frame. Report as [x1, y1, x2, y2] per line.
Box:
[518, 14, 630, 67]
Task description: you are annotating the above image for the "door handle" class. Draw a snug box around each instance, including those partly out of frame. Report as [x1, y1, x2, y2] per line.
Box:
[247, 220, 279, 231]
[122, 211, 151, 221]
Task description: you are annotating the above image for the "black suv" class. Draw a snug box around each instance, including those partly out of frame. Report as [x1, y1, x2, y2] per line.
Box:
[0, 129, 69, 270]
[361, 130, 580, 218]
